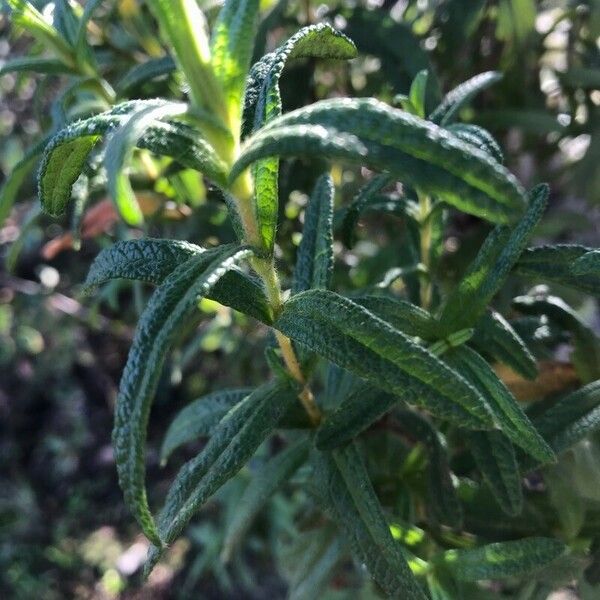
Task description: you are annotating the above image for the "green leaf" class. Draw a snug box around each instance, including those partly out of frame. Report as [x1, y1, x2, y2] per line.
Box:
[145, 379, 298, 572]
[532, 379, 600, 455]
[352, 295, 439, 340]
[515, 245, 600, 296]
[160, 388, 252, 463]
[513, 294, 600, 383]
[430, 71, 502, 125]
[244, 23, 355, 252]
[471, 310, 537, 380]
[116, 56, 177, 96]
[466, 431, 523, 516]
[438, 183, 548, 334]
[316, 381, 399, 450]
[446, 124, 504, 164]
[276, 290, 494, 429]
[409, 70, 429, 118]
[0, 56, 75, 76]
[313, 445, 427, 599]
[38, 100, 228, 218]
[113, 244, 253, 546]
[74, 0, 104, 58]
[444, 346, 554, 463]
[437, 537, 565, 581]
[83, 238, 273, 323]
[222, 437, 309, 560]
[0, 137, 49, 224]
[210, 0, 260, 124]
[292, 173, 334, 293]
[394, 409, 463, 527]
[232, 98, 527, 225]
[340, 174, 393, 247]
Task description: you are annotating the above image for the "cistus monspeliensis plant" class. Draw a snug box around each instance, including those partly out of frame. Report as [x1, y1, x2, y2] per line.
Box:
[3, 0, 600, 597]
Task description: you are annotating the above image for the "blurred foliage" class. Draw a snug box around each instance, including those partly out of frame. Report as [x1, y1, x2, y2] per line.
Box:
[0, 0, 599, 598]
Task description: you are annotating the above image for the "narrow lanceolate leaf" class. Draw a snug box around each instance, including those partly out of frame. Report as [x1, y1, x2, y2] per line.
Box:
[74, 0, 105, 57]
[105, 101, 188, 225]
[232, 98, 527, 224]
[160, 389, 252, 463]
[145, 380, 298, 572]
[222, 437, 309, 559]
[113, 245, 253, 546]
[532, 379, 600, 455]
[439, 183, 548, 335]
[292, 174, 334, 293]
[0, 136, 49, 224]
[116, 56, 177, 96]
[429, 71, 502, 125]
[316, 382, 399, 450]
[352, 295, 439, 340]
[515, 244, 600, 297]
[444, 346, 554, 463]
[437, 537, 565, 581]
[83, 238, 273, 323]
[38, 100, 228, 218]
[393, 410, 462, 527]
[340, 174, 393, 247]
[314, 446, 427, 599]
[276, 290, 494, 429]
[0, 57, 75, 76]
[513, 294, 600, 383]
[244, 24, 355, 252]
[466, 431, 523, 516]
[471, 310, 537, 380]
[446, 124, 504, 164]
[210, 0, 259, 122]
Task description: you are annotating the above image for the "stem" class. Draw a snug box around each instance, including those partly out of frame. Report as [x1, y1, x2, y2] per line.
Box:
[418, 192, 433, 310]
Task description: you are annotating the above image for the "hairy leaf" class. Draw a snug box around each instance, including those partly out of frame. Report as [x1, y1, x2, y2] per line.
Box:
[466, 431, 523, 516]
[532, 379, 600, 455]
[38, 100, 228, 218]
[160, 389, 252, 463]
[444, 346, 554, 463]
[292, 173, 334, 293]
[276, 290, 494, 429]
[83, 238, 273, 323]
[232, 98, 526, 224]
[437, 537, 565, 581]
[113, 245, 253, 546]
[515, 244, 600, 296]
[447, 123, 504, 164]
[471, 310, 537, 380]
[439, 183, 548, 334]
[314, 446, 427, 599]
[430, 71, 502, 125]
[222, 437, 309, 559]
[145, 380, 298, 571]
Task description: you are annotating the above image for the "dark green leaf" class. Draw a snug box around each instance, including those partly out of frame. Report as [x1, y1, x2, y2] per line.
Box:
[222, 437, 309, 559]
[466, 431, 523, 516]
[233, 98, 526, 225]
[292, 173, 334, 293]
[116, 56, 177, 96]
[113, 245, 253, 546]
[276, 290, 494, 429]
[160, 388, 252, 463]
[430, 71, 502, 125]
[515, 245, 600, 296]
[439, 183, 548, 334]
[437, 537, 565, 581]
[447, 124, 504, 164]
[145, 380, 298, 571]
[83, 238, 273, 323]
[313, 445, 427, 599]
[0, 56, 75, 76]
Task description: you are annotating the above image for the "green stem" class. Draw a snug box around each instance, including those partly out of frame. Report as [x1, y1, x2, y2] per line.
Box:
[418, 192, 433, 310]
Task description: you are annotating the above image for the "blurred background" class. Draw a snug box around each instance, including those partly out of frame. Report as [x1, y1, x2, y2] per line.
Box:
[0, 1, 599, 598]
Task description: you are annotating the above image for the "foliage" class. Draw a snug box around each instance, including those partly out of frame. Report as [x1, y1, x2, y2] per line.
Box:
[1, 1, 600, 598]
